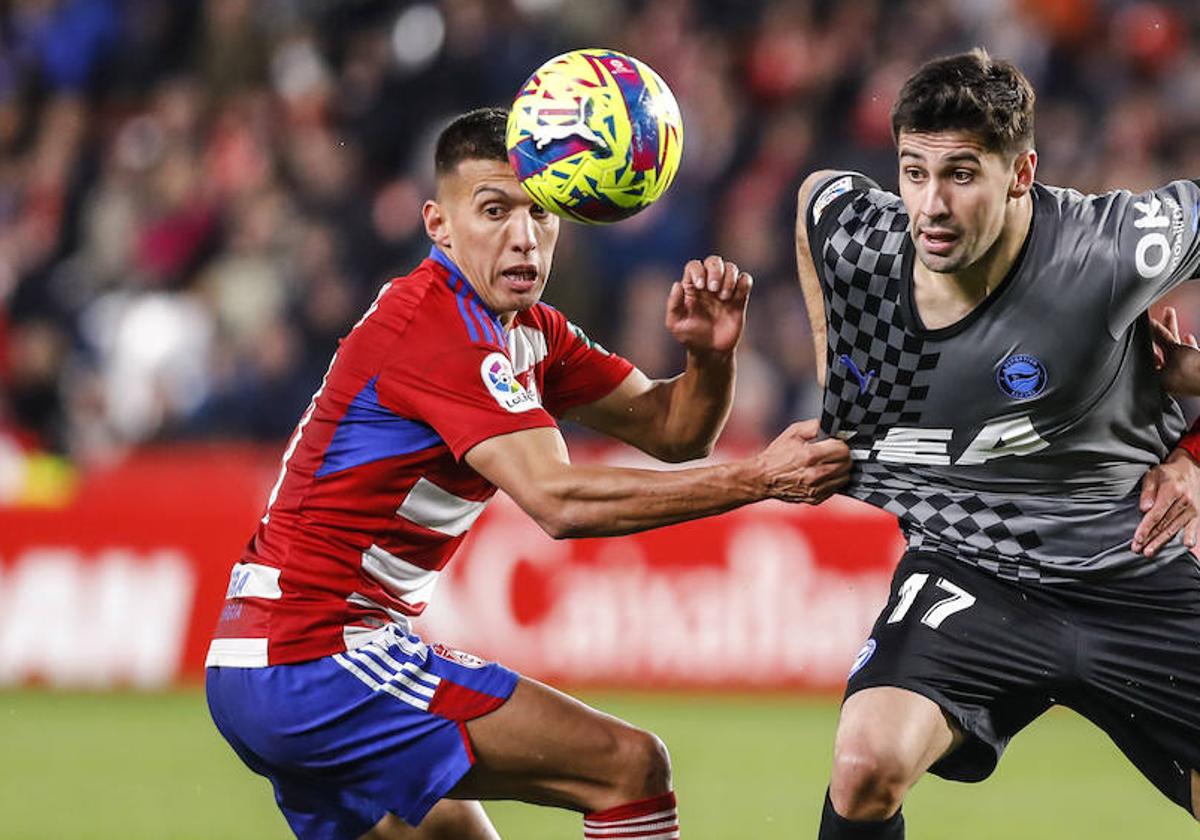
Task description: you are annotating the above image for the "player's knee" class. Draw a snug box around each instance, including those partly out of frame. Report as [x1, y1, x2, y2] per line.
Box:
[829, 743, 912, 821]
[612, 726, 673, 798]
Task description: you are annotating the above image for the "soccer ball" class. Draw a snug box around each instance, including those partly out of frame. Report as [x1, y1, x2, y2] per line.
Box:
[506, 49, 683, 224]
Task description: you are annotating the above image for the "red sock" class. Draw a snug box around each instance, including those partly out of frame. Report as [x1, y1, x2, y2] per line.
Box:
[584, 791, 680, 839]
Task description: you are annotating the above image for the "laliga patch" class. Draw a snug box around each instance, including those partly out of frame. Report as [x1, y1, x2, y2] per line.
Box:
[481, 352, 539, 413]
[432, 643, 488, 669]
[849, 638, 877, 677]
[996, 354, 1047, 400]
[812, 175, 853, 223]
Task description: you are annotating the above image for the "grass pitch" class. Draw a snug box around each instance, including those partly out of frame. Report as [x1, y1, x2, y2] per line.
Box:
[0, 689, 1194, 839]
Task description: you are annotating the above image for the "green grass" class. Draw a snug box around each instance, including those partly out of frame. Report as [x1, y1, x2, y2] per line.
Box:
[0, 690, 1194, 838]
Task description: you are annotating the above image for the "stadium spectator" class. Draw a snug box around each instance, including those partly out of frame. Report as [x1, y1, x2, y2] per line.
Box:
[0, 1, 1196, 461]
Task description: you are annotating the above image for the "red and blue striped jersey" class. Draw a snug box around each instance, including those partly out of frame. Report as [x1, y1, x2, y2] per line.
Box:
[207, 247, 633, 667]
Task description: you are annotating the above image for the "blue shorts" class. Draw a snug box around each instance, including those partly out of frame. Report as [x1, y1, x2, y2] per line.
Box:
[206, 627, 519, 840]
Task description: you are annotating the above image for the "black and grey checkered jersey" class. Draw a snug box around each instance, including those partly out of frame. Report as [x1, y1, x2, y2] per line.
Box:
[806, 172, 1200, 581]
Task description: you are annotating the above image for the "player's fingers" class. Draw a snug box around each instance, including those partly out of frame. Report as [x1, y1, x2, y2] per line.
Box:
[1188, 333, 1199, 350]
[1186, 518, 1199, 549]
[1135, 492, 1184, 552]
[1150, 316, 1178, 347]
[719, 260, 739, 300]
[805, 436, 852, 464]
[1165, 306, 1181, 341]
[1138, 470, 1161, 512]
[1133, 479, 1171, 551]
[703, 254, 725, 292]
[1141, 501, 1191, 556]
[682, 259, 705, 290]
[731, 271, 753, 307]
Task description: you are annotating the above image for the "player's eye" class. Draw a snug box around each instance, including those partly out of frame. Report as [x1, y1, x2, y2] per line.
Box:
[531, 204, 550, 220]
[904, 168, 925, 182]
[953, 169, 975, 184]
[482, 204, 506, 219]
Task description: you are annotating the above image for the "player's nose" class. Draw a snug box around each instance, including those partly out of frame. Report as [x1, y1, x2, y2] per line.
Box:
[920, 181, 951, 220]
[509, 210, 538, 253]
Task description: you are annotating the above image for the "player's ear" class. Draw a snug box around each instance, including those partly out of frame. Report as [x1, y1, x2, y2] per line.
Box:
[422, 199, 451, 248]
[1009, 149, 1036, 199]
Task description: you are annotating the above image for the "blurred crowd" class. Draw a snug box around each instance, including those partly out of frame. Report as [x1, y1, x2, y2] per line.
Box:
[1, 0, 1199, 472]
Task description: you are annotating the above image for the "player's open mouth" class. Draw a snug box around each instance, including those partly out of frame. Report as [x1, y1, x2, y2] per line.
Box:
[920, 230, 958, 255]
[502, 266, 539, 291]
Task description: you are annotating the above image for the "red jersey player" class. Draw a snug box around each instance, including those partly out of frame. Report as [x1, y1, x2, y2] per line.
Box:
[206, 108, 852, 840]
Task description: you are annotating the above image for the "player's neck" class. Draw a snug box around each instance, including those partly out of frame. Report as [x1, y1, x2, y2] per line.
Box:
[912, 193, 1033, 330]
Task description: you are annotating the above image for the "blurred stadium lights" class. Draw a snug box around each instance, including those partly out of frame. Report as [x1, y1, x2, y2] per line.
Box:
[390, 4, 446, 75]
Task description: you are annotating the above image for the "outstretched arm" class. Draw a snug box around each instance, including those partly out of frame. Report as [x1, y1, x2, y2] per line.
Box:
[464, 420, 851, 539]
[795, 170, 840, 385]
[565, 255, 750, 462]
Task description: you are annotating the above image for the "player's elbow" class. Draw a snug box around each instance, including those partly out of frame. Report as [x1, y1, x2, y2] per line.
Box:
[521, 490, 589, 539]
[535, 509, 587, 540]
[659, 440, 713, 463]
[639, 437, 711, 464]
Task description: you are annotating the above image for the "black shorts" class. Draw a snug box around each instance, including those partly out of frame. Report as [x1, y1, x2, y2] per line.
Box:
[847, 550, 1200, 811]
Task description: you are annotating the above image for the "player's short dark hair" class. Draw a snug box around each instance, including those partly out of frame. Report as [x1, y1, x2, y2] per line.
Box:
[891, 48, 1035, 155]
[435, 107, 509, 176]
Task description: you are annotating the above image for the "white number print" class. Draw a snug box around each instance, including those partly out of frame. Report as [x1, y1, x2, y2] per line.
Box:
[886, 572, 929, 624]
[921, 577, 976, 629]
[886, 573, 976, 630]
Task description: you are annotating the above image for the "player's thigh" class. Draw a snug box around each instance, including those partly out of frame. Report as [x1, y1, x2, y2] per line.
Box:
[359, 801, 498, 840]
[834, 686, 962, 781]
[450, 676, 669, 811]
[208, 631, 521, 836]
[847, 551, 1059, 783]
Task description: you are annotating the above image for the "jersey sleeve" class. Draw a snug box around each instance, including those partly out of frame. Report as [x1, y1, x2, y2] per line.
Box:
[536, 306, 635, 417]
[804, 171, 883, 289]
[1106, 178, 1200, 333]
[375, 324, 558, 461]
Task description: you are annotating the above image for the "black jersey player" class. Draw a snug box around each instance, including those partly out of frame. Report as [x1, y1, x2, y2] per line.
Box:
[796, 49, 1200, 839]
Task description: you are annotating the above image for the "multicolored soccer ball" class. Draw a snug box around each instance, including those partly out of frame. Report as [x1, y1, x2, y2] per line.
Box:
[506, 49, 683, 224]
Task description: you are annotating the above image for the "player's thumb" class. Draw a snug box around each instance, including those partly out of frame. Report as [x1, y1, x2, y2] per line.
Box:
[788, 418, 822, 440]
[666, 281, 685, 318]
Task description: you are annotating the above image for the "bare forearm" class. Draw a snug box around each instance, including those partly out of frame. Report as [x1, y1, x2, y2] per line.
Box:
[468, 423, 852, 541]
[652, 350, 736, 461]
[534, 456, 764, 538]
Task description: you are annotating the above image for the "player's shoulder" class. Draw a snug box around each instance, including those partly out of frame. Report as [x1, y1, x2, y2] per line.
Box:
[807, 170, 900, 230]
[1036, 178, 1200, 232]
[519, 301, 562, 329]
[1035, 182, 1126, 227]
[386, 255, 508, 352]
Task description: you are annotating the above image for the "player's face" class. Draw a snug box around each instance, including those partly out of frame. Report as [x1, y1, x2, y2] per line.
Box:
[423, 159, 559, 319]
[897, 130, 1029, 274]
